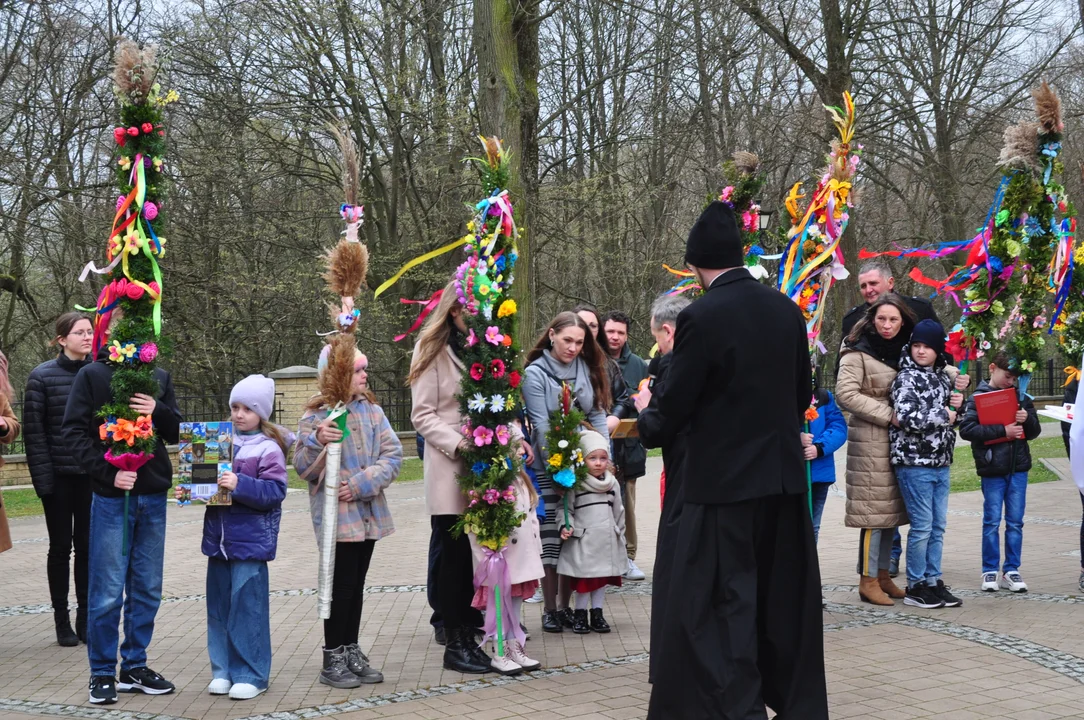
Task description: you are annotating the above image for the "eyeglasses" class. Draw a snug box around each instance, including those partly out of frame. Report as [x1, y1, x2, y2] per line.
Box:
[67, 330, 94, 337]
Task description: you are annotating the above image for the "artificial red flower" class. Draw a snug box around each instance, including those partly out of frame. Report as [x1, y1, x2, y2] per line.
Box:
[126, 126, 139, 137]
[509, 370, 522, 389]
[945, 329, 976, 364]
[113, 127, 127, 145]
[490, 358, 506, 378]
[141, 122, 154, 134]
[125, 283, 145, 300]
[470, 363, 485, 381]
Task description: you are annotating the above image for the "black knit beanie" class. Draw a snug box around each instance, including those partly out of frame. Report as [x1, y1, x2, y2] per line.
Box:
[910, 319, 946, 355]
[684, 201, 744, 270]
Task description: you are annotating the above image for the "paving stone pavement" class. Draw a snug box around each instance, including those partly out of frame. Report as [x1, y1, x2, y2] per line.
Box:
[3, 456, 1084, 719]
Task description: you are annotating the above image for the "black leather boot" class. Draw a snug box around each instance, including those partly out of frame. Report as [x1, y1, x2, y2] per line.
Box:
[541, 609, 563, 633]
[589, 608, 611, 633]
[572, 609, 590, 634]
[560, 607, 575, 629]
[54, 610, 78, 647]
[75, 607, 87, 644]
[442, 628, 490, 674]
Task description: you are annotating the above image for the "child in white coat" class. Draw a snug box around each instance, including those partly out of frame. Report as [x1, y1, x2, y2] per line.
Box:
[558, 430, 627, 634]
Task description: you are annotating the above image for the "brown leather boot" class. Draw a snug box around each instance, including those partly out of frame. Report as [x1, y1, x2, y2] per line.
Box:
[859, 576, 893, 606]
[878, 569, 906, 599]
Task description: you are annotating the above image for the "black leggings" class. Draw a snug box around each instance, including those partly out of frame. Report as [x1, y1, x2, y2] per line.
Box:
[324, 540, 376, 648]
[433, 514, 478, 632]
[40, 475, 91, 612]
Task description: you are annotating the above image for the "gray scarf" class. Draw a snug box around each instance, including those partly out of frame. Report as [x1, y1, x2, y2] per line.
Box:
[538, 349, 596, 413]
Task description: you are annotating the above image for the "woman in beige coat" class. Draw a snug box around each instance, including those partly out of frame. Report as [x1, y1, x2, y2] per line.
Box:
[408, 281, 493, 674]
[835, 294, 915, 605]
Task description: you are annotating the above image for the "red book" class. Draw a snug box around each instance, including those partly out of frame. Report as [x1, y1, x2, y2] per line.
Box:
[974, 388, 1018, 445]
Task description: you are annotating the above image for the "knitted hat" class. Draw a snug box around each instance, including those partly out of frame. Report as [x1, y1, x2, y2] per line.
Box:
[910, 319, 946, 355]
[579, 430, 610, 459]
[684, 201, 744, 270]
[230, 374, 275, 422]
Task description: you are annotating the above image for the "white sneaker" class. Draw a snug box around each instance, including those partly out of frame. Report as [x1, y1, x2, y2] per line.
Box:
[625, 558, 646, 581]
[506, 639, 541, 671]
[1001, 571, 1028, 593]
[486, 647, 523, 676]
[228, 683, 266, 700]
[980, 572, 999, 592]
[525, 586, 544, 603]
[207, 678, 231, 695]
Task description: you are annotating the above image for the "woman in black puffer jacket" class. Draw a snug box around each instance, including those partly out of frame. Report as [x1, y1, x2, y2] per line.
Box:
[23, 312, 93, 647]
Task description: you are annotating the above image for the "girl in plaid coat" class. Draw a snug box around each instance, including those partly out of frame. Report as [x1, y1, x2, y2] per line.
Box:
[295, 348, 403, 689]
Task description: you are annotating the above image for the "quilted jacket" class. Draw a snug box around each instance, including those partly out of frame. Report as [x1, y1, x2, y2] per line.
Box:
[836, 342, 909, 529]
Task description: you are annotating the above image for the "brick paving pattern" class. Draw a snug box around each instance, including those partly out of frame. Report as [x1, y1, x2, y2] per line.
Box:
[3, 455, 1084, 719]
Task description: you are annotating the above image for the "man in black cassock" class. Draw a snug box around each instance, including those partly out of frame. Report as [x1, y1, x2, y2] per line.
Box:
[647, 201, 828, 720]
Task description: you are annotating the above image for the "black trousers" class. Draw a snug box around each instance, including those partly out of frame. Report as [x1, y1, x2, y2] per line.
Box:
[427, 516, 443, 629]
[648, 495, 828, 720]
[324, 540, 376, 648]
[40, 474, 92, 613]
[432, 514, 482, 632]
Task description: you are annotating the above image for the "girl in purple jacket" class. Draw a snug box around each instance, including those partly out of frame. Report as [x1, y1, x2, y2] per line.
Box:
[178, 375, 288, 700]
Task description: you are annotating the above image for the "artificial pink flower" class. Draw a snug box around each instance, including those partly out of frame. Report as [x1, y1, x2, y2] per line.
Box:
[116, 195, 126, 211]
[148, 281, 161, 295]
[720, 186, 734, 202]
[126, 126, 139, 137]
[483, 488, 500, 505]
[466, 328, 478, 347]
[494, 425, 511, 446]
[489, 358, 506, 378]
[485, 326, 504, 345]
[113, 128, 127, 146]
[141, 122, 154, 134]
[125, 283, 145, 300]
[138, 343, 158, 363]
[142, 201, 158, 220]
[470, 363, 485, 381]
[473, 426, 494, 446]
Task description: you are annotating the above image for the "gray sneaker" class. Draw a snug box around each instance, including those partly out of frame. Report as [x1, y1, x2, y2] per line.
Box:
[1079, 570, 1084, 593]
[345, 643, 384, 684]
[319, 646, 361, 689]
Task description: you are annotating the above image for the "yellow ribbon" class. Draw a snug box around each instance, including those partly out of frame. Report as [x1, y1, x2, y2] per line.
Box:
[373, 236, 467, 299]
[1064, 366, 1080, 387]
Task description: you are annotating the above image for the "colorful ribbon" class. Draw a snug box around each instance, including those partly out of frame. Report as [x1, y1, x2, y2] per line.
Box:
[472, 548, 525, 650]
[373, 236, 466, 299]
[393, 289, 445, 342]
[1065, 366, 1081, 387]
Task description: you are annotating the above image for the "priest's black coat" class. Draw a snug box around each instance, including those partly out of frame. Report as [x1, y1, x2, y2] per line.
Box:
[647, 268, 828, 720]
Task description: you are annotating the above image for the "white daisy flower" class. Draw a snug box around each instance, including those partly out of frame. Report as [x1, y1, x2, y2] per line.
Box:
[490, 394, 506, 412]
[468, 393, 487, 412]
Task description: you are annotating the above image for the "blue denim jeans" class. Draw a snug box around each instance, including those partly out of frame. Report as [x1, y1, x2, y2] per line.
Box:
[810, 482, 832, 544]
[981, 472, 1028, 573]
[207, 557, 271, 688]
[87, 492, 167, 677]
[895, 466, 950, 586]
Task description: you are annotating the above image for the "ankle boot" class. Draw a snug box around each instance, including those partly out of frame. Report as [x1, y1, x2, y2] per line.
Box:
[54, 610, 78, 647]
[75, 607, 87, 644]
[859, 576, 893, 606]
[878, 569, 906, 599]
[589, 608, 611, 633]
[319, 646, 361, 689]
[344, 643, 384, 684]
[442, 628, 490, 674]
[572, 609, 591, 634]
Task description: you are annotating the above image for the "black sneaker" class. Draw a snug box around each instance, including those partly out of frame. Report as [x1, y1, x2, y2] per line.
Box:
[932, 580, 962, 607]
[903, 582, 945, 609]
[118, 666, 175, 695]
[89, 676, 118, 705]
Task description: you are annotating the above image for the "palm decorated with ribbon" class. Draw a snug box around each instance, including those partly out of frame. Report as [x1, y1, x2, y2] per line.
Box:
[77, 41, 175, 550]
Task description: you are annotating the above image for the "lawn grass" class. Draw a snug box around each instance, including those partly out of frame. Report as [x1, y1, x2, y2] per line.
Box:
[950, 434, 1064, 493]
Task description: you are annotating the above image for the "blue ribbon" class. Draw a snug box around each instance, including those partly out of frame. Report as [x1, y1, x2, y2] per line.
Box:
[145, 218, 162, 254]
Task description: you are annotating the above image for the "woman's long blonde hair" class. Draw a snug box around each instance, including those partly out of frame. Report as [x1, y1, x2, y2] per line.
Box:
[407, 279, 461, 386]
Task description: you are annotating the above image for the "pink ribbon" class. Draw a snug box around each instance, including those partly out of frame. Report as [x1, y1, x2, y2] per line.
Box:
[472, 547, 525, 648]
[393, 289, 444, 342]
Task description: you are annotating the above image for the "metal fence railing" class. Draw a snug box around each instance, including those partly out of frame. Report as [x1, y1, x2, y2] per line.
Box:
[817, 356, 1068, 399]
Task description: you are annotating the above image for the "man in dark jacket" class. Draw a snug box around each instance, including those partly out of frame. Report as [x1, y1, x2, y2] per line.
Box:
[634, 293, 689, 685]
[602, 310, 650, 580]
[62, 344, 182, 703]
[647, 201, 828, 720]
